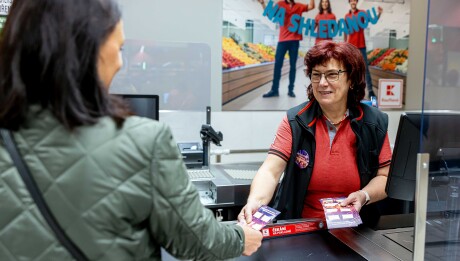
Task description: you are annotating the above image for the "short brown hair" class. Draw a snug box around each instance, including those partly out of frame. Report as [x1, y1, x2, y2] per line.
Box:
[304, 41, 366, 108]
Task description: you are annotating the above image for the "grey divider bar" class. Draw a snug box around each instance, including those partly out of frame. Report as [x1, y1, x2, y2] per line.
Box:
[413, 153, 430, 261]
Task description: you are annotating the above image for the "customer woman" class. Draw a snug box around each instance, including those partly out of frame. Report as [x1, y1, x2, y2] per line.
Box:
[0, 0, 261, 260]
[238, 41, 392, 225]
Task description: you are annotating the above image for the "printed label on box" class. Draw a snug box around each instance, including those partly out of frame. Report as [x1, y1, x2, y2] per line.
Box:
[261, 219, 324, 238]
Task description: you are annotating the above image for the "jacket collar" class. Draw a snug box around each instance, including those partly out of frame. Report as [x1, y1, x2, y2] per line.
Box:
[295, 99, 321, 130]
[295, 99, 364, 129]
[349, 104, 364, 122]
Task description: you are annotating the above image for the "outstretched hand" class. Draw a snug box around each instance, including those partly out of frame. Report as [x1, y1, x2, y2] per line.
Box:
[238, 224, 263, 256]
[237, 199, 262, 224]
[340, 190, 367, 212]
[377, 6, 383, 14]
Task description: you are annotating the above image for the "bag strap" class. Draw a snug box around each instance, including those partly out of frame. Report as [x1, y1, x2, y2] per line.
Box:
[0, 129, 88, 261]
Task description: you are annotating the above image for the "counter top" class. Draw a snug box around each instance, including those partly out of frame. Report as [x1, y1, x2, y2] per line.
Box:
[162, 226, 414, 261]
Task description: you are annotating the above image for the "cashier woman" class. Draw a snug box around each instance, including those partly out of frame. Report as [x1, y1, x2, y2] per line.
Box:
[238, 41, 392, 226]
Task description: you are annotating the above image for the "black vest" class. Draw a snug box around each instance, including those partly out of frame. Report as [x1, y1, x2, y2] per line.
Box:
[270, 100, 389, 226]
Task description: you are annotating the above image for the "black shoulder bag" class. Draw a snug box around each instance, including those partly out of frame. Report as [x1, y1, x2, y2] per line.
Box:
[0, 129, 88, 261]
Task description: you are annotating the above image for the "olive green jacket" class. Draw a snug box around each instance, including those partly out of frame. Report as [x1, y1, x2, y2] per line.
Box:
[0, 107, 244, 260]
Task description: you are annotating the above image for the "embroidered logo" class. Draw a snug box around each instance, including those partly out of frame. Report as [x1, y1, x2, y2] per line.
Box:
[295, 150, 309, 169]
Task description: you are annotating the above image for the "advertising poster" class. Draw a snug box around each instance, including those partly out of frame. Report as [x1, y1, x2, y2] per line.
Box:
[222, 0, 411, 111]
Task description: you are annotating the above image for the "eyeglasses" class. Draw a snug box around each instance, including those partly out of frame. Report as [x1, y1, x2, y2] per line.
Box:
[305, 69, 347, 83]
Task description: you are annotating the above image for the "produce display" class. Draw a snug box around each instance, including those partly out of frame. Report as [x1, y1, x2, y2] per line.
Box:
[222, 37, 260, 69]
[223, 37, 294, 69]
[244, 43, 275, 63]
[367, 48, 409, 74]
[222, 37, 306, 70]
[222, 50, 245, 69]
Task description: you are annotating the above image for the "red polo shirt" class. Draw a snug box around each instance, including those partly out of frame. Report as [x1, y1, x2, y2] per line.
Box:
[277, 1, 308, 42]
[345, 9, 366, 49]
[269, 115, 392, 219]
[315, 12, 336, 44]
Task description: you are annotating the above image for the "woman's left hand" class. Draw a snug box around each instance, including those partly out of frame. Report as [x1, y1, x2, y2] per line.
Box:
[340, 190, 367, 212]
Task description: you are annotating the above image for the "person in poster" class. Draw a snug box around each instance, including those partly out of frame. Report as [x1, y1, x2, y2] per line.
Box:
[314, 0, 336, 44]
[344, 0, 382, 99]
[258, 0, 315, 98]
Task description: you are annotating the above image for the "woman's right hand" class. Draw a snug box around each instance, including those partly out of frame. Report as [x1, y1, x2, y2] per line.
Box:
[239, 224, 263, 256]
[237, 199, 262, 224]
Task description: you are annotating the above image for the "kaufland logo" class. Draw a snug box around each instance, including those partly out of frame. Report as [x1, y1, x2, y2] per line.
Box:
[379, 79, 403, 108]
[386, 85, 395, 96]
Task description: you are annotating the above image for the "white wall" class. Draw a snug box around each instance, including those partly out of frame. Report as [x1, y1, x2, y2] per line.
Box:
[162, 109, 404, 164]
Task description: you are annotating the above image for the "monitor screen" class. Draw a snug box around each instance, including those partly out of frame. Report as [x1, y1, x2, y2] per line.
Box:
[120, 94, 159, 121]
[386, 111, 460, 202]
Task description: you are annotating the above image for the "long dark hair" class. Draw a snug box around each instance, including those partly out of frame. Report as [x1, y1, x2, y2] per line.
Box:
[319, 0, 332, 14]
[0, 0, 129, 130]
[304, 41, 366, 108]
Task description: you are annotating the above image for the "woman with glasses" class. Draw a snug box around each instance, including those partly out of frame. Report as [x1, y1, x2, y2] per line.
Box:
[238, 41, 392, 226]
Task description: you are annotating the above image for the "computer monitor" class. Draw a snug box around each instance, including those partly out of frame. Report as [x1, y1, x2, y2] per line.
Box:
[120, 94, 159, 121]
[386, 111, 460, 202]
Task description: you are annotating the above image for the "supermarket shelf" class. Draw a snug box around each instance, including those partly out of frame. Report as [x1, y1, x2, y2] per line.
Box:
[223, 59, 303, 104]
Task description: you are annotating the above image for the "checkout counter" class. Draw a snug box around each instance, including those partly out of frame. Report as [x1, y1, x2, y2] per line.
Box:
[160, 161, 418, 261]
[173, 119, 459, 261]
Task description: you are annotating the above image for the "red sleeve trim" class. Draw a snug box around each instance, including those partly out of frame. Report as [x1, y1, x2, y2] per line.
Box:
[378, 133, 392, 166]
[269, 149, 289, 162]
[379, 160, 391, 168]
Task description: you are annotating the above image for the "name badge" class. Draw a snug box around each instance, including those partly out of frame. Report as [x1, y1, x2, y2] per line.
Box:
[295, 150, 309, 169]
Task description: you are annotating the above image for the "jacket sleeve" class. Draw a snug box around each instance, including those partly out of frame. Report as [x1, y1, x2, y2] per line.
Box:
[148, 124, 244, 260]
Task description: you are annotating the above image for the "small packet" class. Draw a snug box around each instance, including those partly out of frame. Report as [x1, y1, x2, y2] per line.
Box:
[241, 205, 281, 231]
[320, 197, 363, 229]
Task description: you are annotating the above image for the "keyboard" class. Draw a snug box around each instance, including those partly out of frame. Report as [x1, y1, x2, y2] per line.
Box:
[224, 169, 258, 180]
[187, 169, 214, 180]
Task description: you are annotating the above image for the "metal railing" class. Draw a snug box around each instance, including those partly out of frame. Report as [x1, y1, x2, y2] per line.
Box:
[211, 149, 268, 163]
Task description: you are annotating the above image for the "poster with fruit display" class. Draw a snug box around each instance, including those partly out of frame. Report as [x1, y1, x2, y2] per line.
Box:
[368, 48, 409, 74]
[222, 0, 411, 111]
